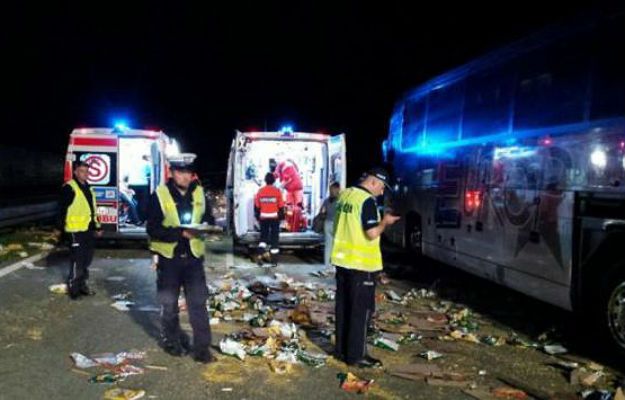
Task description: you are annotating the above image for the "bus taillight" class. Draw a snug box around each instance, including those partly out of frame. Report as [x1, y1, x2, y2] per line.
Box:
[465, 190, 481, 213]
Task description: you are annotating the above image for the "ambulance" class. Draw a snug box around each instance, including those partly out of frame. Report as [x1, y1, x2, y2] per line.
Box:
[63, 125, 181, 238]
[226, 127, 346, 249]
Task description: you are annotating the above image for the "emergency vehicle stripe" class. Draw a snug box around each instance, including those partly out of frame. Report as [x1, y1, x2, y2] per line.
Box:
[72, 137, 118, 147]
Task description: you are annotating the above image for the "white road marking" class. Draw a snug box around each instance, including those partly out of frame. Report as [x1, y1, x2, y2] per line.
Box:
[0, 252, 51, 279]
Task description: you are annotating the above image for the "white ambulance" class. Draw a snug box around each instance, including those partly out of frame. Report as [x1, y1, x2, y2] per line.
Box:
[63, 125, 181, 238]
[226, 128, 346, 249]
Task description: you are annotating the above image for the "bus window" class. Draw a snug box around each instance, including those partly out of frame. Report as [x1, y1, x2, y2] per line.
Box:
[463, 68, 514, 139]
[590, 18, 625, 121]
[401, 98, 426, 150]
[425, 82, 464, 145]
[514, 36, 590, 129]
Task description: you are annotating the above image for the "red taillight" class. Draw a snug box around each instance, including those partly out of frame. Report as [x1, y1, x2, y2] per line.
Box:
[465, 190, 481, 213]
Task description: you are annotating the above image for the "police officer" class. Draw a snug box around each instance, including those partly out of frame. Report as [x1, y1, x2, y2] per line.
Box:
[254, 173, 285, 267]
[54, 161, 103, 300]
[331, 168, 400, 367]
[146, 154, 213, 363]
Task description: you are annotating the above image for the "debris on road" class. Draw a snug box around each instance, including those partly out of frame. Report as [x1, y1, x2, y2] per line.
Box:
[103, 388, 146, 400]
[337, 372, 373, 394]
[49, 283, 68, 294]
[111, 301, 135, 312]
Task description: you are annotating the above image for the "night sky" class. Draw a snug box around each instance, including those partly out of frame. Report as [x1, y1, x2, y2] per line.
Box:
[1, 2, 600, 183]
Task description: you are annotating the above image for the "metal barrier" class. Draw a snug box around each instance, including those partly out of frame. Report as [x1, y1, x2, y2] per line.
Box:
[0, 201, 57, 228]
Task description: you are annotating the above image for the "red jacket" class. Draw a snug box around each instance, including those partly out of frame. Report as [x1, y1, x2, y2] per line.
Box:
[275, 160, 303, 192]
[254, 185, 285, 220]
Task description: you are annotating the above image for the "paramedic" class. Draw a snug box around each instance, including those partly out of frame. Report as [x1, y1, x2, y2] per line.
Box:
[254, 173, 285, 266]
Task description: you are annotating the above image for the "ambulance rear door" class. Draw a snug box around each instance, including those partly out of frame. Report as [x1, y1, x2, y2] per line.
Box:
[328, 133, 346, 189]
[68, 133, 120, 233]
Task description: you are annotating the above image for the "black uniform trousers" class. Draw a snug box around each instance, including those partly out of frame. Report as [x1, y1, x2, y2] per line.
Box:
[156, 255, 211, 351]
[334, 266, 377, 364]
[67, 231, 95, 296]
[258, 219, 280, 253]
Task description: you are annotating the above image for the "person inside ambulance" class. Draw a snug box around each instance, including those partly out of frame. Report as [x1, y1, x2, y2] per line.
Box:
[254, 172, 285, 267]
[119, 174, 142, 225]
[146, 153, 213, 363]
[272, 154, 307, 232]
[54, 161, 103, 300]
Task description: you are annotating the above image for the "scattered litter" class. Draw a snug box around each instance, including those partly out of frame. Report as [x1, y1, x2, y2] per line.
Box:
[49, 283, 68, 294]
[219, 338, 246, 360]
[106, 276, 126, 282]
[419, 350, 443, 361]
[231, 264, 258, 270]
[71, 352, 99, 369]
[27, 242, 55, 250]
[570, 368, 604, 387]
[543, 344, 568, 355]
[373, 336, 399, 351]
[89, 373, 122, 384]
[478, 370, 487, 376]
[103, 388, 146, 400]
[23, 262, 45, 270]
[111, 301, 135, 312]
[297, 350, 328, 368]
[111, 292, 133, 301]
[491, 387, 528, 399]
[337, 372, 374, 394]
[18, 251, 29, 258]
[268, 360, 293, 374]
[386, 290, 402, 302]
[582, 390, 613, 400]
[145, 365, 168, 371]
[481, 336, 506, 346]
[221, 388, 233, 392]
[554, 360, 579, 370]
[209, 317, 220, 325]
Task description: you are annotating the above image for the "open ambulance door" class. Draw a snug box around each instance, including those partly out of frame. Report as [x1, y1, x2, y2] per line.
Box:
[328, 134, 346, 190]
[150, 141, 163, 192]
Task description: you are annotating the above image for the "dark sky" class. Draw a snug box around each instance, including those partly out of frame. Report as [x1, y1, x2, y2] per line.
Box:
[1, 2, 598, 181]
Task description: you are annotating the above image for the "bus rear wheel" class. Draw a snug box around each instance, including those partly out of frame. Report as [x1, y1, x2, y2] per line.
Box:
[599, 264, 625, 355]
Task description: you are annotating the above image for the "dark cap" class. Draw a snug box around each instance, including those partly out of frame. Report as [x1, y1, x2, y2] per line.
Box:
[366, 167, 392, 189]
[168, 153, 197, 172]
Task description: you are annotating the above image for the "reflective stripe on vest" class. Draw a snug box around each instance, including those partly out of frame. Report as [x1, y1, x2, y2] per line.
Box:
[330, 187, 383, 272]
[65, 179, 100, 232]
[149, 184, 206, 259]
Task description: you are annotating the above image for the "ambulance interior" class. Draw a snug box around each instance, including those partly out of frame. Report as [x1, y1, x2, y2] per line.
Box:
[235, 139, 329, 235]
[117, 137, 163, 230]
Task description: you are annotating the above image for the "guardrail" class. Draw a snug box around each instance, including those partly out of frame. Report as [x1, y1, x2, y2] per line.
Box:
[0, 201, 57, 228]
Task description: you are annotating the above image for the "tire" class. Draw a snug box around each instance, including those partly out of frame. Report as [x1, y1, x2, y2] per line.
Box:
[598, 263, 625, 355]
[404, 214, 423, 257]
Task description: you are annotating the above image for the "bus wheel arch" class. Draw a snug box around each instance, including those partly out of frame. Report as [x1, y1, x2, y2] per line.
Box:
[404, 212, 422, 256]
[580, 233, 625, 354]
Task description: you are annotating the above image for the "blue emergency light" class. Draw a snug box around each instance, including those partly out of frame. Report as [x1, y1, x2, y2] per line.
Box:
[280, 125, 294, 135]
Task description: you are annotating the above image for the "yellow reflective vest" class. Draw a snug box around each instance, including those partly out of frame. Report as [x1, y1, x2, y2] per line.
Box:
[149, 184, 206, 259]
[65, 179, 100, 232]
[330, 187, 383, 272]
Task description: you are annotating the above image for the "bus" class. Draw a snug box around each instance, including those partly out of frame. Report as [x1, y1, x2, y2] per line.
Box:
[63, 125, 180, 238]
[382, 12, 625, 351]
